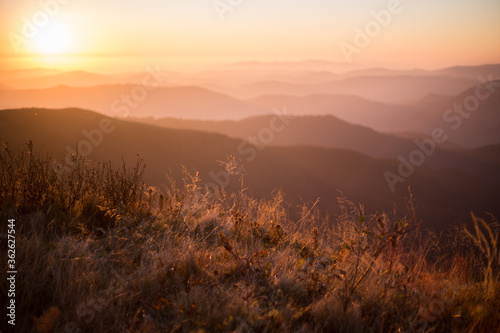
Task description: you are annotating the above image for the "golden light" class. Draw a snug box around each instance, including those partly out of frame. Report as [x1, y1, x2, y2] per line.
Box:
[33, 23, 72, 55]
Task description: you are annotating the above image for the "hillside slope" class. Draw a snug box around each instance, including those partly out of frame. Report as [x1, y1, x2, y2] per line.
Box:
[1, 108, 499, 231]
[132, 115, 500, 187]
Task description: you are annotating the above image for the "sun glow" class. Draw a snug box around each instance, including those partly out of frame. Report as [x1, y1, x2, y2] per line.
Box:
[33, 23, 72, 55]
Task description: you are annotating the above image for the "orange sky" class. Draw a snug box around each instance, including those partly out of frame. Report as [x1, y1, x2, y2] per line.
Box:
[1, 0, 499, 72]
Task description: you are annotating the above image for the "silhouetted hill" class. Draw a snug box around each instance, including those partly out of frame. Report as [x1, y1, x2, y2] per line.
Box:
[132, 114, 500, 187]
[133, 114, 415, 159]
[1, 107, 499, 232]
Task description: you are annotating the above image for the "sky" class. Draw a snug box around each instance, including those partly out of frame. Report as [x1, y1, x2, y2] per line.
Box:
[0, 0, 499, 72]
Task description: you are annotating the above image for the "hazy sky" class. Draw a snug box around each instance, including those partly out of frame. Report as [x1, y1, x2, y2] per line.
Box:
[1, 0, 499, 71]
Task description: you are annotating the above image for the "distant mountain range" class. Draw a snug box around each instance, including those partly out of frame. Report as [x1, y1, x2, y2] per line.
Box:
[0, 85, 269, 120]
[246, 84, 500, 148]
[1, 73, 499, 148]
[227, 75, 477, 102]
[2, 64, 499, 102]
[2, 63, 499, 232]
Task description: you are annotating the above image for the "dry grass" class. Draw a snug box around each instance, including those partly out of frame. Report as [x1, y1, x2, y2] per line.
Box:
[1, 143, 499, 332]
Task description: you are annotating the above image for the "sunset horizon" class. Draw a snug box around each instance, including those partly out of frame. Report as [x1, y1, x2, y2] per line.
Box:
[2, 0, 499, 72]
[1, 1, 500, 332]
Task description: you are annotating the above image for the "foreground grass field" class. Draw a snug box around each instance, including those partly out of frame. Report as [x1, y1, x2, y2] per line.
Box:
[1, 143, 499, 332]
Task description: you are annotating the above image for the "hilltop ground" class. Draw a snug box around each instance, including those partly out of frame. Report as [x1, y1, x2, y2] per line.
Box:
[1, 144, 499, 332]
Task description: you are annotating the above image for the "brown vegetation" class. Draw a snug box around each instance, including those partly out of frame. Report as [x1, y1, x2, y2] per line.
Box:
[1, 143, 499, 332]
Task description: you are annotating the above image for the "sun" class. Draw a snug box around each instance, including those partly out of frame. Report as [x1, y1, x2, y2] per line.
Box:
[33, 23, 72, 55]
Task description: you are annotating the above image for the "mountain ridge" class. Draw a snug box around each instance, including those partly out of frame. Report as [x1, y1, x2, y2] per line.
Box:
[1, 107, 499, 232]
